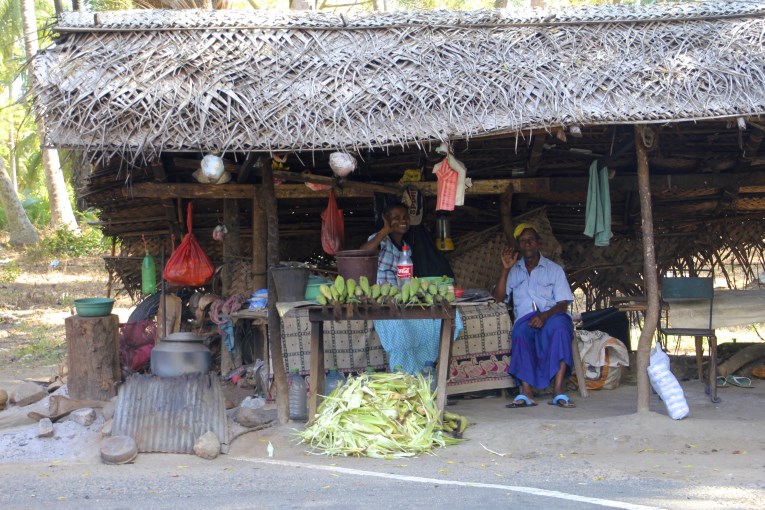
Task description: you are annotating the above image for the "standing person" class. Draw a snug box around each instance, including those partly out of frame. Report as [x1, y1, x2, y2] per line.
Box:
[492, 223, 576, 409]
[360, 202, 411, 285]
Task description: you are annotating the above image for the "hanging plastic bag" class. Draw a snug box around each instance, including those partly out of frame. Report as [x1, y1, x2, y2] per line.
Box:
[647, 343, 690, 420]
[163, 203, 215, 286]
[320, 189, 344, 255]
[141, 234, 157, 295]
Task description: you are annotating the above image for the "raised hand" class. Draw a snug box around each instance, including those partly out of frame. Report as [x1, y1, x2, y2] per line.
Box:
[500, 246, 519, 269]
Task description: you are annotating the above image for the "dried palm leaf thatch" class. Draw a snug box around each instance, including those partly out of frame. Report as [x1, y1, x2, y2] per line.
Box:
[33, 2, 765, 165]
[563, 216, 765, 309]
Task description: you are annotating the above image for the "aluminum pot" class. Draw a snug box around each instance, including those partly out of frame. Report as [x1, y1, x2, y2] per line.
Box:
[151, 332, 211, 378]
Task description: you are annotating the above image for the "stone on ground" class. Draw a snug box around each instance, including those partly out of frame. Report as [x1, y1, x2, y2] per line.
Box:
[70, 408, 96, 426]
[194, 431, 220, 460]
[100, 435, 138, 464]
[37, 417, 54, 437]
[12, 382, 47, 407]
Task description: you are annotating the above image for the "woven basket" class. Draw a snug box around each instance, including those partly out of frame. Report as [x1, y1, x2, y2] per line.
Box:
[449, 207, 563, 290]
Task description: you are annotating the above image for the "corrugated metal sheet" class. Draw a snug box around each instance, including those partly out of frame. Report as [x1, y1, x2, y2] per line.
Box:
[112, 373, 228, 454]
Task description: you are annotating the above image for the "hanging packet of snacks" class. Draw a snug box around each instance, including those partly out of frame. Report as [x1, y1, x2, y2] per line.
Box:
[320, 189, 345, 255]
[163, 203, 215, 286]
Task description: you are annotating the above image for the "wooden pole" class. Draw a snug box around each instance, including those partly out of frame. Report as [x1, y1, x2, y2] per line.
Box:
[260, 160, 290, 425]
[635, 126, 661, 413]
[221, 198, 241, 295]
[251, 192, 267, 290]
[499, 184, 514, 242]
[220, 198, 242, 375]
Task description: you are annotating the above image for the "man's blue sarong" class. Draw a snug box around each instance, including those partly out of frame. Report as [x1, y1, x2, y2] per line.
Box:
[508, 311, 573, 389]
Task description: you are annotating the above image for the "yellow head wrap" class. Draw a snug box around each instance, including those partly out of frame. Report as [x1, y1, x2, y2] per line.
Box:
[513, 223, 538, 240]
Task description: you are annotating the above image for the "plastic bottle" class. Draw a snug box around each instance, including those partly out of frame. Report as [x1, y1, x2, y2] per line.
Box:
[396, 245, 414, 287]
[421, 361, 437, 393]
[287, 368, 308, 421]
[324, 367, 346, 396]
[141, 251, 157, 295]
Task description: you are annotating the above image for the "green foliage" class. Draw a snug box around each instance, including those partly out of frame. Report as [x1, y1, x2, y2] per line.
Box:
[0, 261, 21, 283]
[15, 327, 66, 364]
[32, 226, 110, 259]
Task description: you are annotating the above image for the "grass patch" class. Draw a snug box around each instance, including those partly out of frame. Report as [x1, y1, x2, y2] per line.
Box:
[0, 262, 22, 283]
[13, 325, 67, 365]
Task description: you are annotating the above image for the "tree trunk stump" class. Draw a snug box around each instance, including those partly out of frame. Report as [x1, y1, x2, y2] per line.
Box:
[65, 314, 121, 400]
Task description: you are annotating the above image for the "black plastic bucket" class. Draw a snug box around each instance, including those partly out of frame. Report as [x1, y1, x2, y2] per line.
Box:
[271, 265, 309, 302]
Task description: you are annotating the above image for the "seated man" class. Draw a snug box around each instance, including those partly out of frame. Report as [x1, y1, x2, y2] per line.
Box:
[492, 223, 576, 409]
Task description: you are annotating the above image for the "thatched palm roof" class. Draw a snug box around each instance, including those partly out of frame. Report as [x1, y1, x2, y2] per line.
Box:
[34, 1, 765, 163]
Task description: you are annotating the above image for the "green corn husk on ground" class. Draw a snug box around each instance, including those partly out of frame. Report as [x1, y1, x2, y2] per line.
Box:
[297, 372, 462, 458]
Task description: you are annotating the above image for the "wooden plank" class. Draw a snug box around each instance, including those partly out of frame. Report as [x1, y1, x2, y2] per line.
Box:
[127, 182, 256, 199]
[125, 172, 765, 200]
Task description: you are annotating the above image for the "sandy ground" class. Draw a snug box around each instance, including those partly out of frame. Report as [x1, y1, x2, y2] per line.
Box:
[1, 369, 764, 492]
[1, 251, 764, 507]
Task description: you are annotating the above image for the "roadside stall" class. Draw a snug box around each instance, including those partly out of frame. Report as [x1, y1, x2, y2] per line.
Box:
[29, 2, 765, 440]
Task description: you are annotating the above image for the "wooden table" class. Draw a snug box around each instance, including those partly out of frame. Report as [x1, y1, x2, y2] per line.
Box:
[307, 304, 456, 420]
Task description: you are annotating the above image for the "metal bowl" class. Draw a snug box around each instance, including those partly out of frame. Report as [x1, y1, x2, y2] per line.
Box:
[74, 298, 115, 317]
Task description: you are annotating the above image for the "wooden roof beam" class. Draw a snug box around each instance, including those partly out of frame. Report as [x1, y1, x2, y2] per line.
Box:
[123, 170, 765, 200]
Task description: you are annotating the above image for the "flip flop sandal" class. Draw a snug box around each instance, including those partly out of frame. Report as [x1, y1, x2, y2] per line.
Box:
[716, 376, 728, 388]
[725, 375, 753, 388]
[505, 394, 537, 409]
[548, 394, 576, 408]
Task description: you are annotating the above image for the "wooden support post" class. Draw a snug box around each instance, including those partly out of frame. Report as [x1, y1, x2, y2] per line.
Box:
[261, 159, 290, 425]
[251, 192, 267, 291]
[634, 126, 661, 414]
[571, 337, 589, 398]
[221, 198, 242, 295]
[308, 320, 324, 421]
[64, 314, 120, 401]
[221, 198, 243, 376]
[500, 184, 514, 243]
[435, 316, 453, 415]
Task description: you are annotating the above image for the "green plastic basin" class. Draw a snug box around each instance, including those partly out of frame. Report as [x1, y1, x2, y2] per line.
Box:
[74, 298, 115, 317]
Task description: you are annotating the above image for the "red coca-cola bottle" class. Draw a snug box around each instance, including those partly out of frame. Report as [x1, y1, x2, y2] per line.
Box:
[396, 245, 413, 287]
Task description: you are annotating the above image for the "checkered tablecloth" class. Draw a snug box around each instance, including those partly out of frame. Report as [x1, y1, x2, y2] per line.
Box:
[279, 303, 513, 395]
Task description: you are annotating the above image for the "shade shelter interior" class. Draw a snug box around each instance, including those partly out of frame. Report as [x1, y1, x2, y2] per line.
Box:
[31, 3, 765, 414]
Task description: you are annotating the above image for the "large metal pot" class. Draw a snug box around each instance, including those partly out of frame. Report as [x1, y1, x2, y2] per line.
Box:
[151, 332, 211, 378]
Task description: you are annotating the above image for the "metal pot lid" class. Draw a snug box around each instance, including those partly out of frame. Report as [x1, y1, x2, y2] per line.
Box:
[162, 332, 204, 342]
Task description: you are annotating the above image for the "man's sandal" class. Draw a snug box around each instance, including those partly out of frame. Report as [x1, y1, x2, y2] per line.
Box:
[548, 394, 576, 408]
[505, 394, 537, 409]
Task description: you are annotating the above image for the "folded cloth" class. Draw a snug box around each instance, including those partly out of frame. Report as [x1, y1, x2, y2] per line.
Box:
[374, 311, 463, 375]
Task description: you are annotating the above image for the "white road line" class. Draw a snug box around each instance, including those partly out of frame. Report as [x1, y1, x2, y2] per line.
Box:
[232, 457, 663, 510]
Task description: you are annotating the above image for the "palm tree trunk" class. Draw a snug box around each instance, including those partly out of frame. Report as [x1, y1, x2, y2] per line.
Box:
[20, 0, 79, 232]
[0, 156, 38, 245]
[8, 125, 17, 192]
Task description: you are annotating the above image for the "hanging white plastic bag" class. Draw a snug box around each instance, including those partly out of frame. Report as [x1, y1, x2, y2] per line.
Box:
[647, 344, 690, 420]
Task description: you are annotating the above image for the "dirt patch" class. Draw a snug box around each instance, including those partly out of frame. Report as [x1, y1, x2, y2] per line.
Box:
[0, 249, 133, 374]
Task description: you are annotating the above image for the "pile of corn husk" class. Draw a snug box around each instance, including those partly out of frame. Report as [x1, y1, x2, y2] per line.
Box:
[297, 372, 460, 458]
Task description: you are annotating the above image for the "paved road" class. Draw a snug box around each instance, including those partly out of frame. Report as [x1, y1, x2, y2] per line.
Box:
[0, 450, 753, 510]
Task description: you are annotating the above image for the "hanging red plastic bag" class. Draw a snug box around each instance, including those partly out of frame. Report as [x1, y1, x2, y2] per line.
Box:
[163, 203, 215, 286]
[320, 189, 344, 255]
